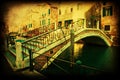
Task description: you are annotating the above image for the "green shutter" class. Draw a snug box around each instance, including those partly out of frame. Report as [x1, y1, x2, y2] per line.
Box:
[42, 20, 46, 25]
[28, 24, 32, 28]
[103, 7, 106, 17]
[110, 6, 112, 16]
[48, 19, 50, 25]
[48, 9, 50, 14]
[42, 20, 44, 25]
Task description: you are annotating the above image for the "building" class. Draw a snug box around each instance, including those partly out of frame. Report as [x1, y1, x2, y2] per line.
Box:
[39, 2, 58, 31]
[85, 2, 101, 29]
[4, 1, 119, 46]
[101, 1, 119, 45]
[58, 1, 94, 29]
[85, 1, 119, 45]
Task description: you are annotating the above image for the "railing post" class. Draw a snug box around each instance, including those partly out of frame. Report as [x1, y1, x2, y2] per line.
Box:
[97, 21, 99, 29]
[46, 56, 49, 68]
[70, 28, 74, 67]
[15, 41, 23, 69]
[29, 49, 33, 71]
[84, 19, 86, 29]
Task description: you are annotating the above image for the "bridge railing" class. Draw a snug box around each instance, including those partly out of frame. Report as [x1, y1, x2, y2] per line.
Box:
[85, 23, 113, 40]
[23, 20, 82, 67]
[21, 28, 65, 59]
[21, 20, 84, 60]
[13, 20, 85, 69]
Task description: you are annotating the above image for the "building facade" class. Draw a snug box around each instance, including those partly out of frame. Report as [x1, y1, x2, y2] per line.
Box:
[101, 2, 119, 45]
[5, 1, 119, 46]
[85, 2, 101, 29]
[58, 1, 94, 29]
[39, 2, 58, 30]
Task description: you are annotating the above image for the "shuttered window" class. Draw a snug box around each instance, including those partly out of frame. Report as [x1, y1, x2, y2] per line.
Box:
[48, 19, 50, 25]
[28, 23, 32, 28]
[48, 9, 50, 15]
[103, 6, 112, 17]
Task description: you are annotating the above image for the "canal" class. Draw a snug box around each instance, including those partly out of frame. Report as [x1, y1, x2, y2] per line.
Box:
[40, 42, 119, 77]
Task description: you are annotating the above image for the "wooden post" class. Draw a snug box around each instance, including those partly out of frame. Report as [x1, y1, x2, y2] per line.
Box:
[29, 49, 33, 71]
[70, 28, 74, 67]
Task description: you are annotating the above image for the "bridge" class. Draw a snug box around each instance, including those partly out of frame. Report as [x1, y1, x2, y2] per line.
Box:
[4, 23, 113, 73]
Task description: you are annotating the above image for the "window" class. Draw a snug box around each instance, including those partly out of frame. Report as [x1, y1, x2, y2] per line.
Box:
[104, 25, 110, 31]
[71, 8, 73, 12]
[42, 20, 46, 25]
[42, 13, 46, 18]
[40, 21, 41, 26]
[65, 9, 67, 13]
[58, 21, 62, 27]
[42, 14, 44, 17]
[59, 9, 61, 15]
[28, 23, 32, 28]
[77, 3, 80, 10]
[103, 6, 112, 17]
[48, 9, 50, 15]
[48, 19, 50, 25]
[103, 2, 106, 5]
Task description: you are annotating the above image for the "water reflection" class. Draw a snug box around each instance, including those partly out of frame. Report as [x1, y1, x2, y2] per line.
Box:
[74, 42, 116, 74]
[41, 42, 118, 76]
[74, 42, 84, 59]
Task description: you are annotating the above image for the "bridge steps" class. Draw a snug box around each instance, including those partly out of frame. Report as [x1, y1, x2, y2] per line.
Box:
[4, 49, 16, 69]
[33, 41, 67, 72]
[34, 51, 55, 71]
[4, 34, 51, 70]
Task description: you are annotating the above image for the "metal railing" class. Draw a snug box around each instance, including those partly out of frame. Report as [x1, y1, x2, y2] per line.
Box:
[21, 21, 83, 60]
[21, 20, 113, 61]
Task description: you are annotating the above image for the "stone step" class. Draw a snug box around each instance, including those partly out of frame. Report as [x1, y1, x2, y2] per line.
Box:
[4, 51, 16, 69]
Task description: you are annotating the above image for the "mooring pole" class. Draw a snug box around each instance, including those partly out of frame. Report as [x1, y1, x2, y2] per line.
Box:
[70, 27, 74, 67]
[47, 56, 49, 68]
[29, 49, 33, 71]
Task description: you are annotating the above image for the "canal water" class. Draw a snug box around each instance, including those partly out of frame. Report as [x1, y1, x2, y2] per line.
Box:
[40, 42, 119, 77]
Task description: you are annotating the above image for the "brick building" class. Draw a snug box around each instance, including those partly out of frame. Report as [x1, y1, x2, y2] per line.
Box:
[101, 1, 119, 45]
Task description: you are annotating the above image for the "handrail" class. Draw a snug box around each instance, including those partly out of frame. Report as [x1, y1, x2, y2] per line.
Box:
[21, 19, 83, 44]
[21, 20, 112, 60]
[21, 28, 59, 44]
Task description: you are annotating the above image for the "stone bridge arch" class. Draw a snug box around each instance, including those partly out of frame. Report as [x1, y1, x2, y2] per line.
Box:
[74, 29, 113, 46]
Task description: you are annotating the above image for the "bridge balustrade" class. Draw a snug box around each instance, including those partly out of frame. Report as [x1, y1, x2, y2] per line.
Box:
[20, 21, 83, 61]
